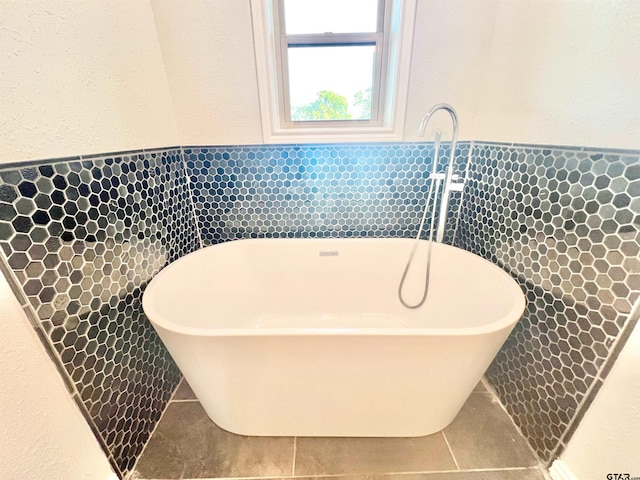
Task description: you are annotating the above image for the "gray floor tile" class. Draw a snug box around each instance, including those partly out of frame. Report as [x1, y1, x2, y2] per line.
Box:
[472, 382, 488, 393]
[444, 393, 539, 469]
[172, 378, 197, 400]
[286, 471, 545, 480]
[294, 434, 456, 476]
[134, 402, 294, 479]
[382, 469, 545, 479]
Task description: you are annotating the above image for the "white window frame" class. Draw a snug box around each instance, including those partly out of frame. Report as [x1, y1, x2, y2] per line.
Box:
[251, 0, 416, 143]
[277, 0, 386, 127]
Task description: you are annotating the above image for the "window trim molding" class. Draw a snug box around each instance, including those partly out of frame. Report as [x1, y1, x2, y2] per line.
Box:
[250, 0, 416, 144]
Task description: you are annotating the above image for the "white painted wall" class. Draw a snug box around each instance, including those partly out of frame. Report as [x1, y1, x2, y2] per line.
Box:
[404, 0, 498, 142]
[151, 0, 263, 146]
[0, 271, 115, 480]
[2, 0, 638, 154]
[0, 0, 178, 164]
[477, 0, 640, 149]
[150, 0, 640, 149]
[151, 0, 498, 145]
[557, 312, 640, 479]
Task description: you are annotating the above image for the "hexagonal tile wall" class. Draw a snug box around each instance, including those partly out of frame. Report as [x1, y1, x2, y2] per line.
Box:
[3, 139, 637, 477]
[184, 142, 469, 245]
[456, 143, 640, 462]
[0, 148, 200, 476]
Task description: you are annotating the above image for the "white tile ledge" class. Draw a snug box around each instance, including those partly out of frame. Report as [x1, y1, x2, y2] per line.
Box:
[549, 460, 578, 480]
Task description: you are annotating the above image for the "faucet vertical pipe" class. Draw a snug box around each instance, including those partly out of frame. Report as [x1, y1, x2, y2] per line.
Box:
[418, 103, 459, 242]
[398, 104, 460, 309]
[398, 103, 458, 309]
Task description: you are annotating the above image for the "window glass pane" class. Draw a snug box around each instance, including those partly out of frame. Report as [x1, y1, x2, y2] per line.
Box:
[284, 0, 379, 34]
[288, 45, 375, 121]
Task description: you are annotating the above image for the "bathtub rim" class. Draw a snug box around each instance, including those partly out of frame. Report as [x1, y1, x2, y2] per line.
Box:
[142, 238, 526, 337]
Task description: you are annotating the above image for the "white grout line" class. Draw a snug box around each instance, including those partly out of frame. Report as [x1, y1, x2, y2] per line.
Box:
[129, 380, 184, 478]
[168, 378, 185, 402]
[480, 376, 497, 395]
[179, 146, 205, 250]
[291, 437, 297, 476]
[480, 377, 546, 468]
[441, 431, 460, 470]
[450, 139, 474, 245]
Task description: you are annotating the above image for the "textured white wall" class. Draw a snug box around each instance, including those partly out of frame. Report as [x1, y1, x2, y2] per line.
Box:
[2, 1, 638, 155]
[476, 0, 640, 149]
[151, 0, 263, 146]
[0, 271, 115, 480]
[404, 0, 498, 142]
[152, 0, 497, 145]
[559, 313, 640, 479]
[150, 0, 640, 149]
[0, 0, 178, 164]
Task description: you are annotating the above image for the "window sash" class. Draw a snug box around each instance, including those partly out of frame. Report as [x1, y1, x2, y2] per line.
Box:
[282, 0, 383, 34]
[275, 0, 388, 127]
[250, 0, 416, 143]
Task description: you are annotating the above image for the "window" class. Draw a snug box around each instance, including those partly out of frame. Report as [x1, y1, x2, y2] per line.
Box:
[279, 0, 384, 124]
[251, 0, 416, 142]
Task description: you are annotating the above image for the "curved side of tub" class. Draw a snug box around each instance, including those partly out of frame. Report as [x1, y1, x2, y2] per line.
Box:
[150, 323, 518, 437]
[143, 239, 525, 437]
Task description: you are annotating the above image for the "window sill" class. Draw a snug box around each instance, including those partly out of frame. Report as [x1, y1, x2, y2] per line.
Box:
[262, 125, 404, 144]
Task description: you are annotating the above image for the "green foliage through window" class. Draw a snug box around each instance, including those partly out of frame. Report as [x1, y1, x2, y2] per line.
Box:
[291, 88, 372, 121]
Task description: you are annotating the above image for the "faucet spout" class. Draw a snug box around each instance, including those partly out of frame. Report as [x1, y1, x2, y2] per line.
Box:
[417, 103, 461, 243]
[418, 103, 459, 144]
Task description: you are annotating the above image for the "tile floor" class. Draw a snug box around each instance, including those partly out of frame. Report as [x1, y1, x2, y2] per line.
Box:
[133, 380, 547, 480]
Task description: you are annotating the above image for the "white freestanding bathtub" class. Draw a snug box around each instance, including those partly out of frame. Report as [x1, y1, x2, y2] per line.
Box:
[142, 238, 525, 437]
